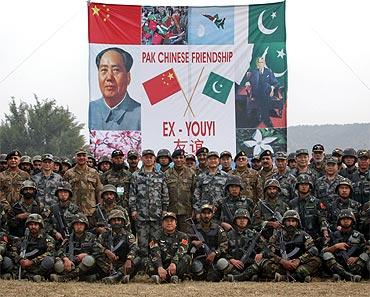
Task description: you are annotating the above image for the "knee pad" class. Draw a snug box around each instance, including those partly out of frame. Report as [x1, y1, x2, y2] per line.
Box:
[54, 259, 65, 274]
[322, 252, 335, 261]
[191, 260, 204, 276]
[358, 253, 369, 263]
[216, 258, 230, 271]
[79, 255, 95, 272]
[41, 256, 55, 271]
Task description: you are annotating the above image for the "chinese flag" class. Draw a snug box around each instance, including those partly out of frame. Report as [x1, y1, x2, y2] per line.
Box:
[88, 2, 141, 44]
[143, 69, 182, 105]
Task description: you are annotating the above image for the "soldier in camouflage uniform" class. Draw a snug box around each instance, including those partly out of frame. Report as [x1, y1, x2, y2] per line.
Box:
[271, 151, 297, 203]
[156, 149, 172, 173]
[19, 156, 33, 175]
[230, 151, 262, 204]
[91, 184, 130, 234]
[260, 210, 321, 282]
[53, 157, 63, 174]
[149, 212, 191, 284]
[60, 158, 73, 177]
[315, 155, 345, 204]
[100, 149, 131, 208]
[0, 203, 10, 276]
[258, 150, 278, 188]
[189, 204, 228, 282]
[10, 214, 55, 281]
[0, 150, 30, 212]
[287, 153, 297, 171]
[97, 155, 112, 175]
[100, 209, 138, 284]
[31, 155, 42, 175]
[50, 213, 105, 282]
[216, 175, 254, 231]
[63, 148, 103, 225]
[185, 153, 197, 171]
[253, 179, 289, 241]
[322, 209, 368, 282]
[339, 148, 358, 181]
[325, 179, 361, 231]
[359, 201, 370, 240]
[0, 154, 8, 172]
[308, 144, 326, 178]
[218, 209, 266, 282]
[193, 151, 228, 217]
[8, 180, 47, 238]
[127, 150, 140, 174]
[195, 147, 209, 176]
[289, 174, 329, 249]
[291, 149, 318, 189]
[351, 149, 370, 205]
[165, 149, 196, 233]
[220, 151, 233, 173]
[32, 154, 63, 208]
[48, 181, 79, 246]
[251, 155, 262, 171]
[129, 149, 169, 270]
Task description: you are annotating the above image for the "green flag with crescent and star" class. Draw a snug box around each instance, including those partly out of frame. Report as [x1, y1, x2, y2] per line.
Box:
[248, 2, 286, 43]
[202, 72, 233, 104]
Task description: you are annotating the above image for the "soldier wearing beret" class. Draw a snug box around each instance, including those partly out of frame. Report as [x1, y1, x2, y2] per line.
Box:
[258, 150, 278, 189]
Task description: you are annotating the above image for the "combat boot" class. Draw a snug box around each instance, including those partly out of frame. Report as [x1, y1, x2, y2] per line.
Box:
[274, 272, 287, 282]
[122, 275, 130, 284]
[330, 264, 356, 282]
[151, 274, 160, 284]
[170, 275, 179, 284]
[102, 271, 124, 284]
[50, 268, 80, 282]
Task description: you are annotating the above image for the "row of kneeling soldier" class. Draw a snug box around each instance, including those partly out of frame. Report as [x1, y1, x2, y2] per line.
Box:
[0, 206, 368, 283]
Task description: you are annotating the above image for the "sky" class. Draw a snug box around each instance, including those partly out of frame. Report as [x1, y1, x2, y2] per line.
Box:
[0, 0, 369, 142]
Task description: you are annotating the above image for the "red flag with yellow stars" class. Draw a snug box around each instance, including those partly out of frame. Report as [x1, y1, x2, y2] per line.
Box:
[143, 69, 182, 105]
[88, 2, 141, 44]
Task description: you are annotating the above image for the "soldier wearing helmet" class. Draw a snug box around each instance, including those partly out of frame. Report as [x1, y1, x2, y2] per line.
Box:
[60, 158, 73, 176]
[219, 209, 265, 282]
[51, 213, 105, 282]
[156, 149, 172, 173]
[32, 153, 63, 208]
[271, 151, 297, 203]
[101, 150, 132, 208]
[48, 181, 79, 245]
[339, 148, 358, 181]
[253, 179, 289, 241]
[260, 210, 321, 283]
[100, 209, 139, 284]
[19, 155, 33, 175]
[216, 175, 254, 232]
[289, 174, 329, 248]
[8, 180, 46, 238]
[322, 209, 368, 282]
[92, 184, 131, 234]
[0, 153, 8, 172]
[325, 179, 361, 231]
[0, 150, 30, 211]
[350, 149, 370, 205]
[31, 155, 42, 175]
[97, 155, 112, 174]
[148, 212, 191, 284]
[11, 213, 55, 281]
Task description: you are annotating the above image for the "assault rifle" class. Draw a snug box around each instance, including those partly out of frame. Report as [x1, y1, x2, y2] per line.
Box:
[186, 218, 211, 255]
[258, 199, 283, 223]
[52, 204, 70, 240]
[240, 221, 267, 265]
[18, 228, 30, 280]
[279, 230, 298, 282]
[95, 204, 114, 251]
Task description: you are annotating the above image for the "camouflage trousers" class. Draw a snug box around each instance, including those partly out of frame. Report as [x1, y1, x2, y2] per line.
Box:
[260, 256, 322, 281]
[149, 255, 191, 280]
[323, 251, 368, 276]
[135, 220, 161, 260]
[21, 256, 55, 278]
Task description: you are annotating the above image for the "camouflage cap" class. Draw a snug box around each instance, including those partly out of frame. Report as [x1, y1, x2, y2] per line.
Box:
[41, 153, 54, 162]
[260, 150, 273, 158]
[162, 211, 177, 221]
[201, 204, 213, 212]
[6, 150, 22, 160]
[234, 151, 248, 162]
[127, 150, 139, 158]
[111, 149, 124, 158]
[275, 151, 287, 160]
[325, 155, 338, 164]
[295, 149, 309, 156]
[20, 155, 32, 164]
[75, 148, 87, 155]
[196, 147, 209, 156]
[312, 144, 325, 152]
[185, 153, 196, 161]
[32, 155, 42, 163]
[172, 149, 185, 158]
[220, 151, 232, 158]
[207, 151, 219, 158]
[142, 149, 156, 157]
[332, 148, 343, 158]
[287, 153, 296, 161]
[357, 149, 369, 159]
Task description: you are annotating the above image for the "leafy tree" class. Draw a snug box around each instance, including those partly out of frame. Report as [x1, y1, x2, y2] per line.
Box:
[0, 95, 85, 157]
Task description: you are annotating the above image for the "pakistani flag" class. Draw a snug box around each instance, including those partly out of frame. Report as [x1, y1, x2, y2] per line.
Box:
[248, 2, 286, 43]
[202, 72, 233, 104]
[251, 42, 287, 86]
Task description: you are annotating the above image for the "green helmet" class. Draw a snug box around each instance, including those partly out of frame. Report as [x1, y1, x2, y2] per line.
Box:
[101, 184, 118, 198]
[98, 155, 112, 165]
[20, 155, 32, 165]
[233, 208, 251, 223]
[55, 181, 73, 197]
[108, 209, 126, 222]
[225, 175, 244, 190]
[53, 156, 62, 165]
[295, 174, 313, 189]
[61, 158, 72, 168]
[20, 180, 37, 195]
[26, 213, 44, 228]
[156, 149, 172, 162]
[70, 213, 89, 228]
[264, 179, 281, 192]
[335, 178, 353, 194]
[282, 210, 301, 226]
[337, 209, 356, 225]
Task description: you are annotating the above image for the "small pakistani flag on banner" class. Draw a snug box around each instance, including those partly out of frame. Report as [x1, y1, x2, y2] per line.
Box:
[202, 72, 233, 104]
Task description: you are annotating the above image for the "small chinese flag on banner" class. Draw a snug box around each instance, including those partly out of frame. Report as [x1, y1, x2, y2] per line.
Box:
[143, 69, 182, 105]
[88, 2, 141, 44]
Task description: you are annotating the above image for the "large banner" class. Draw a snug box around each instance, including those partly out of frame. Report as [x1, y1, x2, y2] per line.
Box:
[88, 2, 287, 158]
